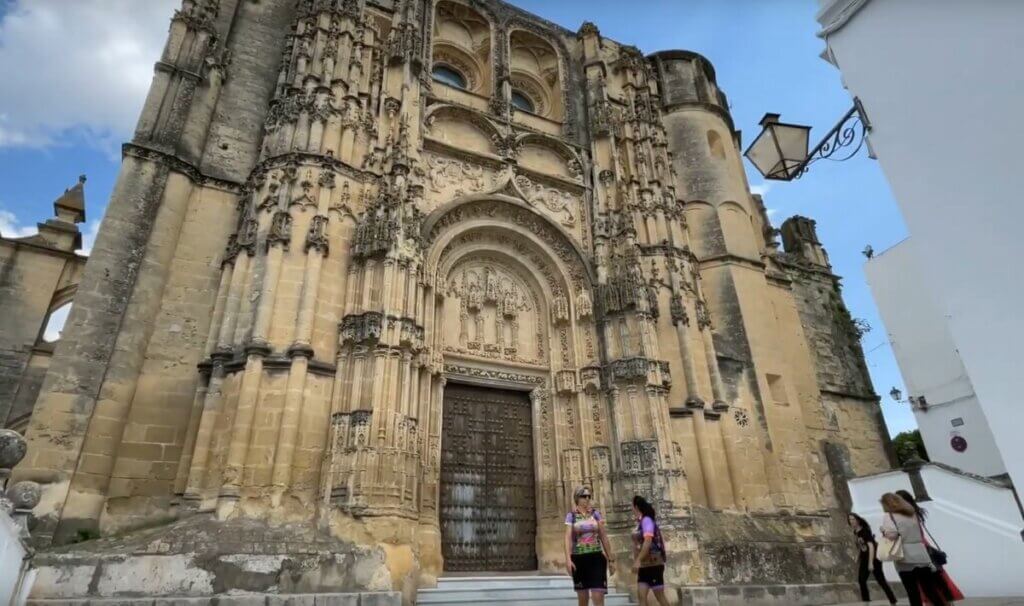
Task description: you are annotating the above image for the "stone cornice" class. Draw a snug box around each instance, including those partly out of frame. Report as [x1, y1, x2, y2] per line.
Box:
[256, 151, 379, 185]
[0, 235, 87, 262]
[697, 253, 766, 273]
[122, 143, 243, 193]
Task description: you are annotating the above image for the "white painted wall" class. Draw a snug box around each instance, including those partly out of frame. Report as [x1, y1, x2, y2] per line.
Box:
[818, 0, 1024, 492]
[865, 239, 1005, 477]
[849, 465, 1024, 597]
[0, 512, 32, 606]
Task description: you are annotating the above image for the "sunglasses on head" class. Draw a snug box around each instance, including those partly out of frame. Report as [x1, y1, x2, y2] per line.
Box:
[579, 493, 591, 498]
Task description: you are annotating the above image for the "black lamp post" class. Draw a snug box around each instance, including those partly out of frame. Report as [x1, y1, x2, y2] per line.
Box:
[744, 97, 872, 181]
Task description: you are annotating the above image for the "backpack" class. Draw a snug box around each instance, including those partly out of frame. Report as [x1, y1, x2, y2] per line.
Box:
[637, 516, 668, 560]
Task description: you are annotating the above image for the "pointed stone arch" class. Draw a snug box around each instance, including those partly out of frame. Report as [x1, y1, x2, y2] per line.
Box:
[422, 193, 596, 289]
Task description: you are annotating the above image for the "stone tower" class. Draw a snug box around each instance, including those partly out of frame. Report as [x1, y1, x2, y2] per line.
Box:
[15, 1, 893, 603]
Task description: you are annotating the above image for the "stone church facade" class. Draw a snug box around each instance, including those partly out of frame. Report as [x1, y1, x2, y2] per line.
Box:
[11, 0, 893, 602]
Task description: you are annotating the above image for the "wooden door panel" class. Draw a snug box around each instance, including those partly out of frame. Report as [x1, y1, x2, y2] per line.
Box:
[440, 383, 536, 571]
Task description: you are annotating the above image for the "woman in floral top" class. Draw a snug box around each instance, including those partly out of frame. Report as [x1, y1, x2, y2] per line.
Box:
[565, 486, 615, 605]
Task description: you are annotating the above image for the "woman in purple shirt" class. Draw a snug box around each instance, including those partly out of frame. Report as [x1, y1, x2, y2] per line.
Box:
[565, 486, 615, 606]
[631, 495, 669, 606]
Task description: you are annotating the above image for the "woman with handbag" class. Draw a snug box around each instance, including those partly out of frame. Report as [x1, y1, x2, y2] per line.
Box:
[848, 512, 898, 604]
[896, 490, 963, 603]
[565, 486, 616, 606]
[879, 492, 948, 606]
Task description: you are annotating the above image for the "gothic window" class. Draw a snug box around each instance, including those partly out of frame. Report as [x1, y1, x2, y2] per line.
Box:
[432, 1, 491, 96]
[509, 30, 563, 121]
[433, 64, 467, 90]
[511, 90, 535, 113]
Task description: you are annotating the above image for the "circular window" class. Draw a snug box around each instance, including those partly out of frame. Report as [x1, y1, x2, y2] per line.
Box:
[510, 90, 535, 113]
[432, 64, 467, 90]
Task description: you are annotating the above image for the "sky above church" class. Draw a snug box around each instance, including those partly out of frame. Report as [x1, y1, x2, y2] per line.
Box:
[0, 0, 915, 435]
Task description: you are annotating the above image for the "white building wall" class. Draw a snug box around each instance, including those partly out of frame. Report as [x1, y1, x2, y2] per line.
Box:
[0, 512, 32, 606]
[849, 465, 1024, 597]
[818, 0, 1024, 491]
[865, 239, 1005, 477]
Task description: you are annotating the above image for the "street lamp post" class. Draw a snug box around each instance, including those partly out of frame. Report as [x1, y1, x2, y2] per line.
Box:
[744, 97, 872, 181]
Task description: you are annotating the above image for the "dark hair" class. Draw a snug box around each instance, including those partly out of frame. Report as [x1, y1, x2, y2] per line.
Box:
[896, 489, 927, 520]
[847, 512, 869, 531]
[847, 512, 874, 541]
[633, 495, 657, 521]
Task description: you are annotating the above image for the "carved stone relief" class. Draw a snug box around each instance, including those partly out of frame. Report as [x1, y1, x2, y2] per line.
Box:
[442, 258, 544, 365]
[514, 174, 578, 228]
[424, 153, 492, 199]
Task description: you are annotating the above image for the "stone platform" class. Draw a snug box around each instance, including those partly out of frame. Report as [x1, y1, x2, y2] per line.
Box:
[27, 515, 395, 603]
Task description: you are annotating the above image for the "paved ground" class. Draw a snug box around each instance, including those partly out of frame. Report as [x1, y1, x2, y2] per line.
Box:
[833, 600, 1024, 606]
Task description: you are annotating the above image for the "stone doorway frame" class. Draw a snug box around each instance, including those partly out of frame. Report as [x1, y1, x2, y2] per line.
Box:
[440, 360, 549, 571]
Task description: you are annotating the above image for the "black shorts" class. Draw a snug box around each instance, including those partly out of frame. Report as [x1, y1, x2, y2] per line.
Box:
[637, 564, 665, 589]
[571, 551, 608, 592]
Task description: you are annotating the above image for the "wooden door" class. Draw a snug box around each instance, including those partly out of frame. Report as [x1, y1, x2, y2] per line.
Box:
[440, 383, 537, 571]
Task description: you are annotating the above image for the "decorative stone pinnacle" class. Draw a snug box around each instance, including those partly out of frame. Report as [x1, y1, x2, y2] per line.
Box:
[578, 21, 600, 37]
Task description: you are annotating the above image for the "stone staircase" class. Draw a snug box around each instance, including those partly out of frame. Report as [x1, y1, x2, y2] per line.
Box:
[416, 575, 636, 605]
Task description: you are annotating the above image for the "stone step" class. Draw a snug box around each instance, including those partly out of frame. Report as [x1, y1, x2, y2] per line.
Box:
[418, 595, 634, 606]
[418, 575, 636, 606]
[434, 575, 572, 590]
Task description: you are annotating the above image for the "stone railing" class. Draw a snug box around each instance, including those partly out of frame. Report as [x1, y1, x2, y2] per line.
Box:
[1, 429, 40, 606]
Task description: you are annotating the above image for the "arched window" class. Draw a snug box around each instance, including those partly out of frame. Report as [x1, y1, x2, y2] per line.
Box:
[42, 302, 72, 343]
[432, 64, 467, 89]
[510, 90, 535, 113]
[509, 29, 563, 121]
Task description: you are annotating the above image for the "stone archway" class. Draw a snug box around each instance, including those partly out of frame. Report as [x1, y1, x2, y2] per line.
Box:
[419, 196, 602, 573]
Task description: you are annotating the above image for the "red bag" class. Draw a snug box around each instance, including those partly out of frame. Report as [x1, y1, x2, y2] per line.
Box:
[921, 568, 964, 604]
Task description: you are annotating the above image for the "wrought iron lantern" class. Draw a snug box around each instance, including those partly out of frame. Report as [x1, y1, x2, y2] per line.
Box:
[744, 97, 871, 181]
[889, 387, 902, 402]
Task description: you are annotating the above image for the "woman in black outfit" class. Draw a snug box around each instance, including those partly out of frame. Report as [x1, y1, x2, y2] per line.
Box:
[848, 512, 898, 604]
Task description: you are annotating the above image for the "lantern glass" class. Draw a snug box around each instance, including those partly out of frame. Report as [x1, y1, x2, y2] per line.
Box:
[745, 114, 812, 180]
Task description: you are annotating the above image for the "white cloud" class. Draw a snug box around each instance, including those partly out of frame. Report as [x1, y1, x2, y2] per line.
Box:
[0, 0, 178, 152]
[750, 182, 774, 197]
[0, 208, 37, 238]
[766, 208, 779, 218]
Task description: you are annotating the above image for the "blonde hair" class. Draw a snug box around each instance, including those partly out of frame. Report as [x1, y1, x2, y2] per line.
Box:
[573, 486, 591, 505]
[880, 492, 916, 516]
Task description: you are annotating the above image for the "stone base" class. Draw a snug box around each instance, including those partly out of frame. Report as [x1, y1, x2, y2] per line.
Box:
[28, 514, 394, 602]
[675, 582, 899, 606]
[28, 594, 400, 606]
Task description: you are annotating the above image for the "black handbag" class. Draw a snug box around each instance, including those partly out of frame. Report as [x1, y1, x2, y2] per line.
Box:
[927, 544, 948, 567]
[921, 521, 948, 567]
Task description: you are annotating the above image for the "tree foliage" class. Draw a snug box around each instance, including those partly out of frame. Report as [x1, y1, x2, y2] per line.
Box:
[892, 429, 929, 466]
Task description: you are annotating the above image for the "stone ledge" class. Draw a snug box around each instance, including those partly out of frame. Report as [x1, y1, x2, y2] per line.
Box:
[27, 592, 401, 606]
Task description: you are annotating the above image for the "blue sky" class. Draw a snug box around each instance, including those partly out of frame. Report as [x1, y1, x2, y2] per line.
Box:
[0, 0, 915, 435]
